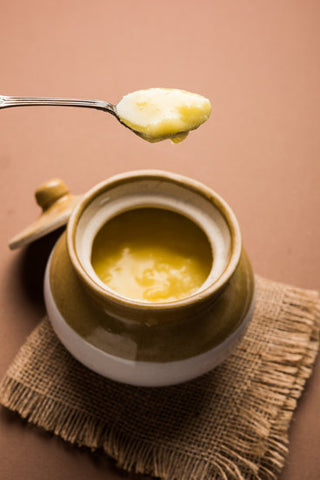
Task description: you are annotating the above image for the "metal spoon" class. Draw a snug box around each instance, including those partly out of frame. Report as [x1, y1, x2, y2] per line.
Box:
[0, 94, 186, 142]
[0, 93, 137, 128]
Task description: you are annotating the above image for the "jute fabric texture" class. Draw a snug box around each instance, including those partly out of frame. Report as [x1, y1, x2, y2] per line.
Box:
[0, 276, 319, 480]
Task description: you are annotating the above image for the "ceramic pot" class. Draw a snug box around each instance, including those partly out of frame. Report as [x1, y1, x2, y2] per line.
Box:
[44, 170, 255, 386]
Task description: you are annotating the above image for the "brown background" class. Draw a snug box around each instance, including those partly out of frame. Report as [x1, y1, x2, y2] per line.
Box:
[0, 1, 319, 479]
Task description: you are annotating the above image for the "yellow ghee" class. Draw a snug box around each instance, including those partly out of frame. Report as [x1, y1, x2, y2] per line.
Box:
[91, 208, 213, 303]
[115, 88, 211, 143]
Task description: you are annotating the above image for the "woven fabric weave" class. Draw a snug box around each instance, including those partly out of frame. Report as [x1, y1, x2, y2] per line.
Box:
[0, 276, 319, 480]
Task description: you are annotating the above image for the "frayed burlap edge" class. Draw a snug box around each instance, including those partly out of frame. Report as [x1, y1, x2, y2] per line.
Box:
[254, 287, 320, 479]
[0, 280, 319, 480]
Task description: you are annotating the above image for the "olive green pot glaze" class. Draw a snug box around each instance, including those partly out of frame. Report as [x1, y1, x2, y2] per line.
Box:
[48, 233, 254, 362]
[44, 170, 255, 386]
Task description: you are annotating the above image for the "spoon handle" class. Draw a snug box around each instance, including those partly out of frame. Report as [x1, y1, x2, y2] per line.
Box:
[0, 95, 116, 114]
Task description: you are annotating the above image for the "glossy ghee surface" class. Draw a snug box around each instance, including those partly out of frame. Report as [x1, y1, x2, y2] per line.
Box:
[91, 208, 213, 303]
[116, 88, 211, 143]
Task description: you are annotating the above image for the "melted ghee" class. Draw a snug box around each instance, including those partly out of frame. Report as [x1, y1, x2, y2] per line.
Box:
[115, 88, 211, 143]
[91, 208, 213, 303]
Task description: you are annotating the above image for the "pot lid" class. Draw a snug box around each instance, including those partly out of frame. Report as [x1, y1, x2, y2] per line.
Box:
[9, 178, 83, 250]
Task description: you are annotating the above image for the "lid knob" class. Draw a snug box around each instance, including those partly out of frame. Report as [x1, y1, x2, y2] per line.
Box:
[35, 178, 70, 211]
[9, 178, 83, 250]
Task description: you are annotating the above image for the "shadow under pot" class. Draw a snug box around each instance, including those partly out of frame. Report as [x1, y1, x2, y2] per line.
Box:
[44, 170, 255, 387]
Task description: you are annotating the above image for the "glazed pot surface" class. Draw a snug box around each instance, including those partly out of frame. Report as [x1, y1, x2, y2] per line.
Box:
[44, 170, 255, 386]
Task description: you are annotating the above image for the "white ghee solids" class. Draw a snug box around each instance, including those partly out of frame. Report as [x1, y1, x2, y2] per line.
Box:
[115, 88, 211, 143]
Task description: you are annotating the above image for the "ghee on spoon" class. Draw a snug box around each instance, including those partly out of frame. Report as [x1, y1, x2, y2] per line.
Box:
[0, 88, 211, 143]
[116, 88, 211, 143]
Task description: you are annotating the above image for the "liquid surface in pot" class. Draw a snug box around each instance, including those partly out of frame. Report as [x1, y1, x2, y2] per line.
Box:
[91, 208, 213, 303]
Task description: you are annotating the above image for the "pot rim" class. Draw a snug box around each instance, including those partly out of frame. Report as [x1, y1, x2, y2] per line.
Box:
[67, 170, 242, 311]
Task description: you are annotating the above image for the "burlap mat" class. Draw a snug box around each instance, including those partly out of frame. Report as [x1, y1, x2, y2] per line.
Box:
[0, 276, 319, 480]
